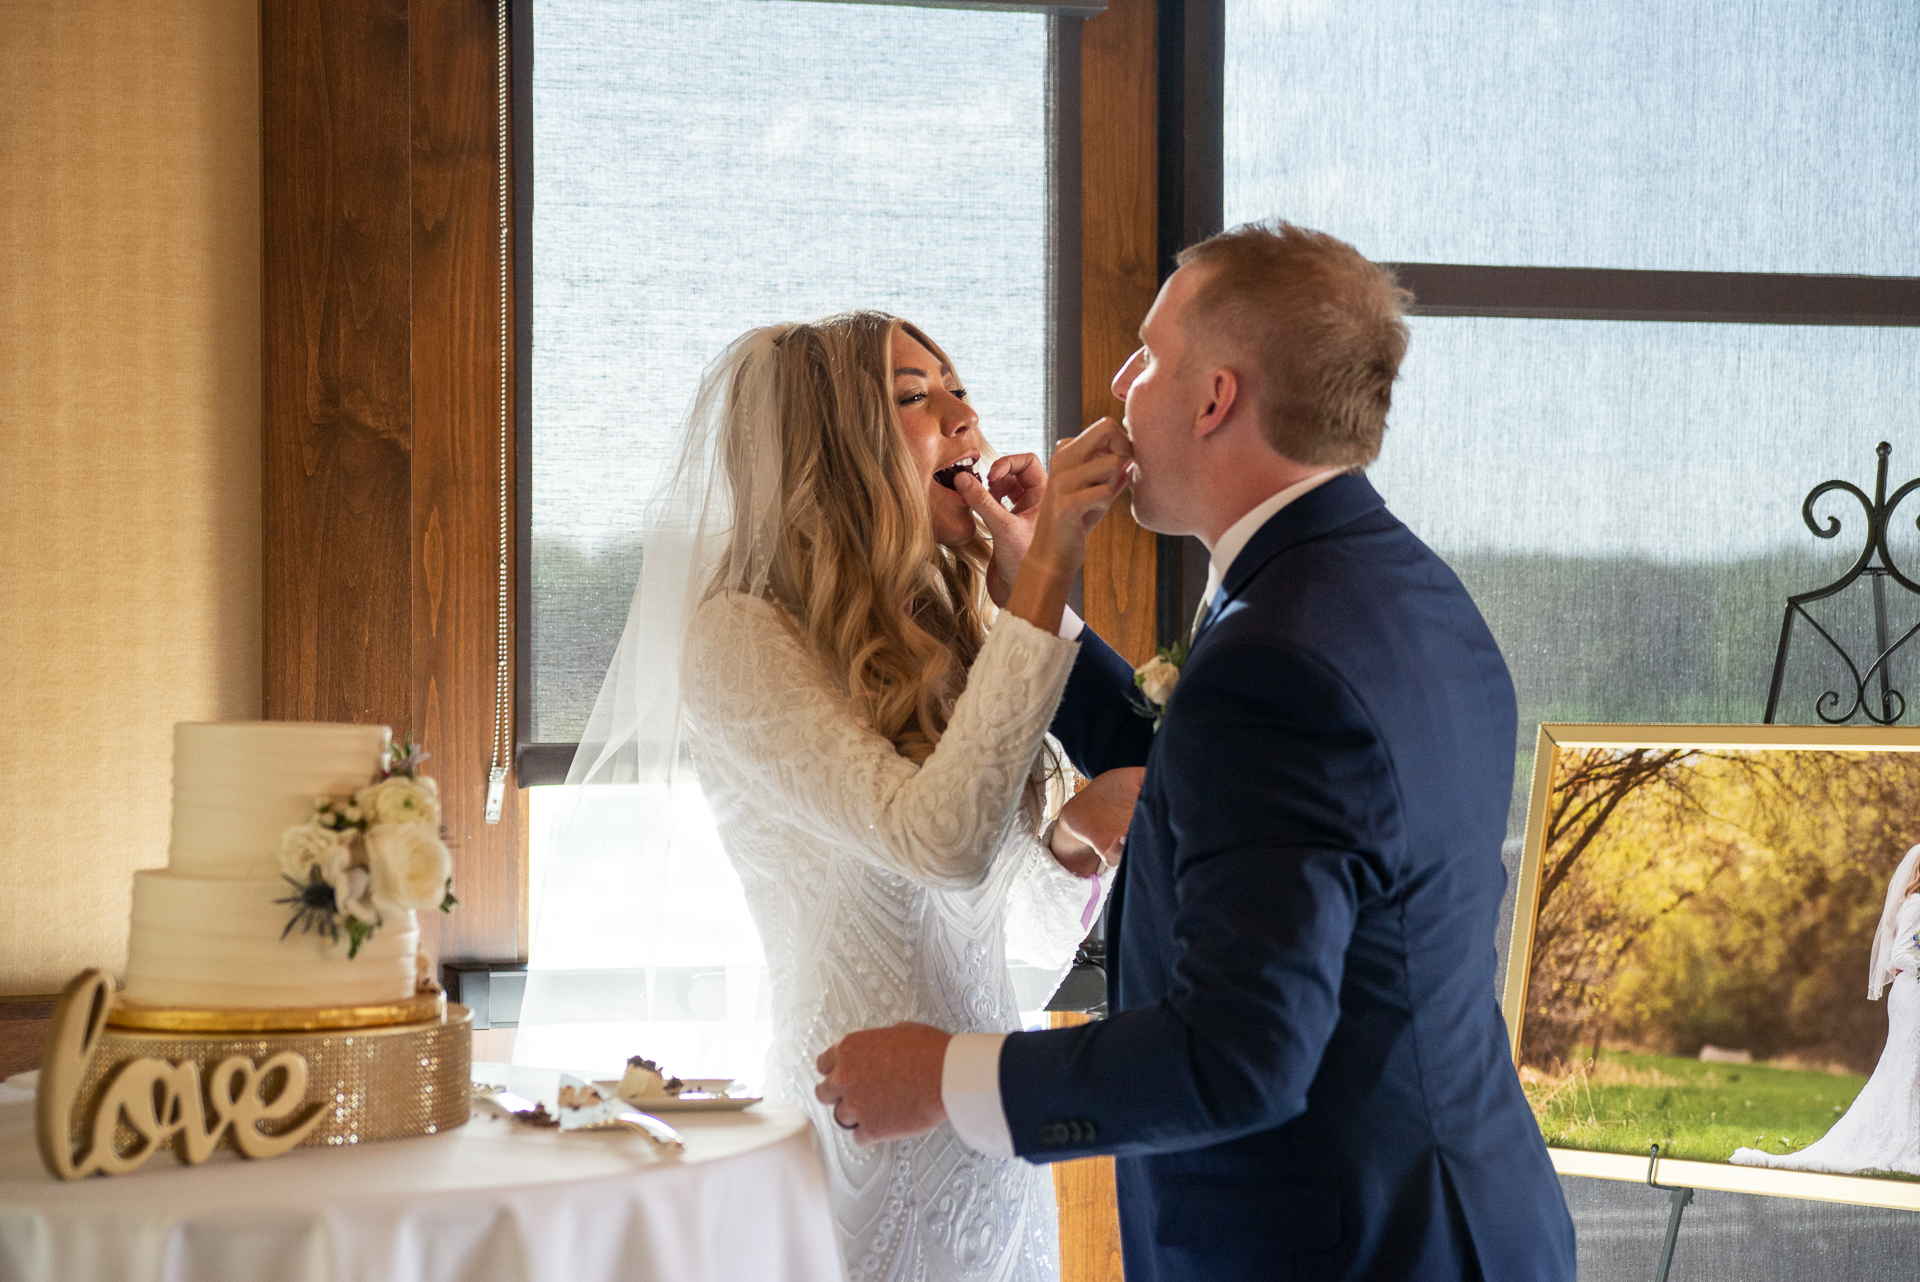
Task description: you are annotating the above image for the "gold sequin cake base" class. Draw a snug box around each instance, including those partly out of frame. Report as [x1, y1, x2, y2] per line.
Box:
[71, 1005, 473, 1152]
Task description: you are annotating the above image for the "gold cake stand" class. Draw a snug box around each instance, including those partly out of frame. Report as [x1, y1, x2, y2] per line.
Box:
[39, 972, 472, 1176]
[109, 987, 448, 1033]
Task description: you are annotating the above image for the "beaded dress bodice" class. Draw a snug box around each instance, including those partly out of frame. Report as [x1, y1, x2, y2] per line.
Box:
[684, 592, 1100, 1281]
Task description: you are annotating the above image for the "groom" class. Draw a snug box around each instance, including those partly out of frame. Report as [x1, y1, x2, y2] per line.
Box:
[816, 221, 1575, 1281]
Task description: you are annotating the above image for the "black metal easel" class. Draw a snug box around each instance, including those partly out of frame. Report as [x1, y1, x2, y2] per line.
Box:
[1646, 1144, 1694, 1282]
[1643, 445, 1920, 1279]
[1763, 442, 1920, 725]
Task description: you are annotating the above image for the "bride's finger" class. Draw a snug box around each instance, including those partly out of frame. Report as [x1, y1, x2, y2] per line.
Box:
[1056, 417, 1129, 464]
[815, 1044, 839, 1076]
[986, 453, 1037, 486]
[989, 453, 1046, 509]
[1050, 452, 1129, 503]
[955, 471, 1020, 538]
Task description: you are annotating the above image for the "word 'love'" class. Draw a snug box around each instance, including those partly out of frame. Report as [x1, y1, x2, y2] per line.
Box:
[35, 969, 324, 1179]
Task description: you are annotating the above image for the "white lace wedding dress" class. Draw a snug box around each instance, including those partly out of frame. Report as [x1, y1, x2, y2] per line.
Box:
[683, 591, 1104, 1282]
[1731, 893, 1920, 1176]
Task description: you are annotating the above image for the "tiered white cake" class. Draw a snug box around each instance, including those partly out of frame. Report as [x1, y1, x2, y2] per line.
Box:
[123, 722, 420, 1009]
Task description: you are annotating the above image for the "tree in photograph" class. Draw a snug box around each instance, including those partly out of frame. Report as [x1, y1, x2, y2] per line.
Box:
[1521, 747, 1710, 1069]
[1606, 751, 1920, 1073]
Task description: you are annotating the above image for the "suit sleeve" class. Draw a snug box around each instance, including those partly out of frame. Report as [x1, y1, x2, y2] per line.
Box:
[1049, 626, 1156, 777]
[999, 638, 1397, 1160]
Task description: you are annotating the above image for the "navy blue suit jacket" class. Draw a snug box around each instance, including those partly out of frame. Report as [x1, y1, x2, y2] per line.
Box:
[1006, 474, 1574, 1281]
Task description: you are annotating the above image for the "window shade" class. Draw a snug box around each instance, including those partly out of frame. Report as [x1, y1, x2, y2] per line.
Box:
[531, 0, 1054, 745]
[1224, 0, 1920, 274]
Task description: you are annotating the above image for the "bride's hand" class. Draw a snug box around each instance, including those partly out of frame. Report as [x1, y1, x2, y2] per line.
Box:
[1002, 419, 1132, 634]
[954, 452, 1046, 608]
[1050, 767, 1145, 877]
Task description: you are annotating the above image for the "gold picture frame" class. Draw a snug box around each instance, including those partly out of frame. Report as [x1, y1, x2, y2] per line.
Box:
[1504, 723, 1920, 1211]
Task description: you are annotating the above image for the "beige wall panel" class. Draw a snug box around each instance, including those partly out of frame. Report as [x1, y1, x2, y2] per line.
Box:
[0, 1, 262, 993]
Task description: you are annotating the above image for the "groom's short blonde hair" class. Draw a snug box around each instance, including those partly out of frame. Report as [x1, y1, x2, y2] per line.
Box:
[1176, 221, 1411, 470]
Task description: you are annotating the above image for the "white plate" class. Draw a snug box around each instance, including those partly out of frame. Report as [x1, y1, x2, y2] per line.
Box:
[593, 1078, 762, 1113]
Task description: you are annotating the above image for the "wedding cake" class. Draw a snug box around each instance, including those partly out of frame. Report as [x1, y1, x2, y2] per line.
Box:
[122, 721, 444, 1010]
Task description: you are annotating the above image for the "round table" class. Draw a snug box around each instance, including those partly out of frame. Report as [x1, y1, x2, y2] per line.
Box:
[0, 1064, 843, 1282]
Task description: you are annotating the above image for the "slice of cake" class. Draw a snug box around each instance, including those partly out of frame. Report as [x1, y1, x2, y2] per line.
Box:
[122, 722, 436, 1010]
[615, 1055, 686, 1105]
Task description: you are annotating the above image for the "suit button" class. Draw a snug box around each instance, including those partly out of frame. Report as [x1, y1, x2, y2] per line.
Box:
[1039, 1123, 1067, 1146]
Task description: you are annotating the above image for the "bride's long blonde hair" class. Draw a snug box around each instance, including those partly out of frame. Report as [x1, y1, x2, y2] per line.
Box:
[715, 311, 1049, 827]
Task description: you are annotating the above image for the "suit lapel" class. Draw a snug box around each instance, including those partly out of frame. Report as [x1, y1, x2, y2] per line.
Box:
[1211, 472, 1387, 617]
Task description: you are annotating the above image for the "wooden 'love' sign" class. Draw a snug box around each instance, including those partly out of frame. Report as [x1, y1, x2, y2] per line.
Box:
[35, 970, 323, 1178]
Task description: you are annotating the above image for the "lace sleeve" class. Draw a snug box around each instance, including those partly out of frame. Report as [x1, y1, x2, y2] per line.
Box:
[683, 593, 1080, 891]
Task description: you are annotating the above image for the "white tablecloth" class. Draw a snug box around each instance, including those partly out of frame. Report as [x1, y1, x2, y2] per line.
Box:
[0, 1064, 843, 1282]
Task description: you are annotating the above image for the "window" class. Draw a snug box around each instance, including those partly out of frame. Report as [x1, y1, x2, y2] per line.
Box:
[1215, 0, 1920, 985]
[513, 0, 1090, 1074]
[523, 0, 1082, 772]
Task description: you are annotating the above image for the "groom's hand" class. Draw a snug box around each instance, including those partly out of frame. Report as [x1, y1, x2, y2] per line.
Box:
[956, 452, 1046, 608]
[814, 1022, 951, 1146]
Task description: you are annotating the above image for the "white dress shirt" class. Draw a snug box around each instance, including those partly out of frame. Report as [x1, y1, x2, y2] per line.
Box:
[939, 468, 1346, 1158]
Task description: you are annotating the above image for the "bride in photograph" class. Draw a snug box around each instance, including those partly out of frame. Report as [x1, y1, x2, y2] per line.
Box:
[588, 312, 1138, 1281]
[1732, 843, 1920, 1176]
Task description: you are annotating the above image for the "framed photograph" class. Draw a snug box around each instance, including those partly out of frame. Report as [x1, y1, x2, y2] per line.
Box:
[1504, 724, 1920, 1210]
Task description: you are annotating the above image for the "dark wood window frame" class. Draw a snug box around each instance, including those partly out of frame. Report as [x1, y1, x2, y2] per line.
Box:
[261, 0, 526, 968]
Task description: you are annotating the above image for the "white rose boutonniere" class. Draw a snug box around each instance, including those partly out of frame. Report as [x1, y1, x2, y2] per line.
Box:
[367, 822, 457, 915]
[1129, 638, 1189, 730]
[1137, 655, 1181, 706]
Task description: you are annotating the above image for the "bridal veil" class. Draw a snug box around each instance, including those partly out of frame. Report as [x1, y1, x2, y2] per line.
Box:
[1868, 843, 1920, 1001]
[514, 327, 793, 1078]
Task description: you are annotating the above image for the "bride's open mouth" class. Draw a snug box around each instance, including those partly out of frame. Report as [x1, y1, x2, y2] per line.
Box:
[933, 456, 981, 491]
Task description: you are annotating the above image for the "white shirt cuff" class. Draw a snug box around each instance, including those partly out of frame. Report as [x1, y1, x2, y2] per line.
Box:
[1058, 605, 1085, 642]
[941, 1032, 1014, 1158]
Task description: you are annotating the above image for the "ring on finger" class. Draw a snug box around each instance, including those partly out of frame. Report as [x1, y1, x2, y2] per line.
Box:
[833, 1109, 859, 1131]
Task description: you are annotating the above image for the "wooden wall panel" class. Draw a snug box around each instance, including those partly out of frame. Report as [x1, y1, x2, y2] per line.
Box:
[1051, 1010, 1126, 1282]
[409, 0, 521, 965]
[262, 0, 416, 729]
[265, 0, 522, 970]
[1080, 0, 1161, 669]
[1056, 6, 1159, 1276]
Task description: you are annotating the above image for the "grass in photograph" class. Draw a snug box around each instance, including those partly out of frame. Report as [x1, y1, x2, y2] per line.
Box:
[1521, 1049, 1866, 1164]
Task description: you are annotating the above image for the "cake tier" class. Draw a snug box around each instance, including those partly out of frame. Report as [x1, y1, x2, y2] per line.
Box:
[124, 870, 418, 1009]
[170, 721, 389, 880]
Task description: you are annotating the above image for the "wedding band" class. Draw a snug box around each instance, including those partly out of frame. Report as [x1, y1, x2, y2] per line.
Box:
[833, 1110, 859, 1131]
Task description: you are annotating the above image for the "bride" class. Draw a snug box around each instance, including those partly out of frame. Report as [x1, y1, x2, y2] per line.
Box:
[647, 313, 1136, 1280]
[1731, 843, 1920, 1176]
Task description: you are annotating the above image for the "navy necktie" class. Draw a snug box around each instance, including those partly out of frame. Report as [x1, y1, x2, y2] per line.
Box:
[1189, 586, 1226, 645]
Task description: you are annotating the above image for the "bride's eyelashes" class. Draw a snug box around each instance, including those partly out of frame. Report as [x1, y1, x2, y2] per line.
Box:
[895, 385, 967, 408]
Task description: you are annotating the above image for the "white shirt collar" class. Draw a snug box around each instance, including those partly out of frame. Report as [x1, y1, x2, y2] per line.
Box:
[1201, 468, 1346, 608]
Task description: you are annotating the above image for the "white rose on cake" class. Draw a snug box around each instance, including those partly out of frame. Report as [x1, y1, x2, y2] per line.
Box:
[279, 821, 347, 881]
[367, 822, 454, 914]
[357, 774, 441, 827]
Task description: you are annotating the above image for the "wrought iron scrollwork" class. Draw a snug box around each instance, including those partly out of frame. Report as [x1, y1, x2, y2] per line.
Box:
[1764, 442, 1920, 724]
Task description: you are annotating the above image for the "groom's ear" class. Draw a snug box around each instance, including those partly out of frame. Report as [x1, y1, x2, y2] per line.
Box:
[1192, 367, 1241, 440]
